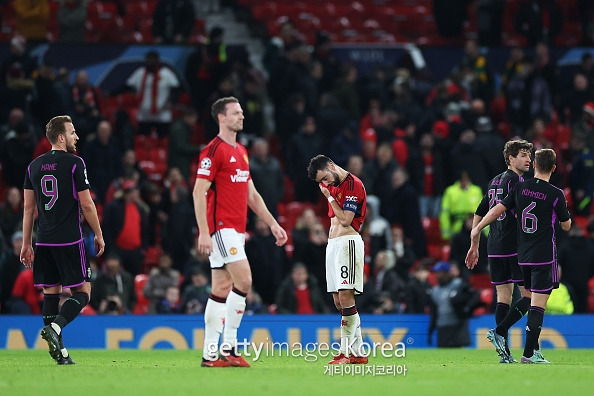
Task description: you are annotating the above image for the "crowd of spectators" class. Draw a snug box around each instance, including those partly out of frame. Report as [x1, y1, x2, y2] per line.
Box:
[1, 0, 594, 316]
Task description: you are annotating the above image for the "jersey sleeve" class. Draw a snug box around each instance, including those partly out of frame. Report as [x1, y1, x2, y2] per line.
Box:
[23, 165, 33, 190]
[475, 195, 489, 216]
[196, 146, 219, 182]
[554, 190, 571, 223]
[343, 179, 365, 213]
[500, 190, 515, 210]
[74, 156, 91, 192]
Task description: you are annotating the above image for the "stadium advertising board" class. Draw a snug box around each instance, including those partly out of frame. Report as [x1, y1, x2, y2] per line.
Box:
[1, 315, 592, 353]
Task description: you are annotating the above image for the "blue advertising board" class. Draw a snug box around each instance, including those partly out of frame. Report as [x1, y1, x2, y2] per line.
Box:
[1, 314, 592, 352]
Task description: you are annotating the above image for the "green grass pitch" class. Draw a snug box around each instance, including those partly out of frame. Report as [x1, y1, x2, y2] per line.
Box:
[1, 349, 593, 395]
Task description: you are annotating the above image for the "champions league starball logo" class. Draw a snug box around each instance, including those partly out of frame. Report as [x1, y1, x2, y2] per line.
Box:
[200, 158, 212, 169]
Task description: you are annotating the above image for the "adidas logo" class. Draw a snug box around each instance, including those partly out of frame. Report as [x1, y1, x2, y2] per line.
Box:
[230, 156, 237, 163]
[342, 280, 348, 284]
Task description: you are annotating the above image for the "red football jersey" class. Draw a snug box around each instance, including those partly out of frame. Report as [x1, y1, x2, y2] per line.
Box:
[326, 173, 367, 232]
[196, 136, 251, 234]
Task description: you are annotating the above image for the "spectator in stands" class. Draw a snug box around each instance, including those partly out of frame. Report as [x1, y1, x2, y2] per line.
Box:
[329, 121, 362, 168]
[9, 268, 42, 314]
[316, 92, 353, 150]
[383, 167, 427, 259]
[120, 149, 149, 193]
[433, 0, 467, 38]
[0, 187, 23, 246]
[453, 39, 495, 110]
[167, 108, 201, 182]
[405, 260, 433, 314]
[559, 72, 594, 126]
[439, 171, 483, 241]
[292, 221, 328, 299]
[31, 62, 61, 129]
[161, 185, 196, 273]
[156, 285, 182, 314]
[569, 135, 594, 216]
[533, 41, 559, 108]
[418, 132, 446, 218]
[181, 266, 211, 314]
[90, 253, 136, 314]
[333, 63, 361, 123]
[558, 223, 594, 313]
[126, 50, 180, 138]
[390, 225, 417, 281]
[0, 114, 36, 188]
[515, 0, 562, 47]
[245, 216, 289, 305]
[202, 73, 238, 142]
[427, 261, 471, 348]
[262, 20, 302, 74]
[275, 262, 328, 314]
[81, 120, 122, 203]
[474, 116, 506, 178]
[0, 231, 24, 313]
[291, 208, 322, 251]
[70, 70, 103, 147]
[152, 0, 196, 45]
[346, 154, 374, 198]
[102, 179, 149, 276]
[579, 0, 594, 46]
[0, 35, 35, 124]
[572, 102, 594, 155]
[143, 252, 180, 313]
[312, 31, 341, 96]
[450, 214, 488, 279]
[249, 138, 285, 221]
[285, 115, 324, 203]
[449, 129, 489, 191]
[545, 266, 574, 315]
[14, 0, 49, 43]
[184, 26, 230, 113]
[365, 142, 399, 211]
[476, 0, 505, 47]
[362, 195, 393, 271]
[112, 109, 135, 154]
[371, 250, 407, 314]
[57, 0, 87, 43]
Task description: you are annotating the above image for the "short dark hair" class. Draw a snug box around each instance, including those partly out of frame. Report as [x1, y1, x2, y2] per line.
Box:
[211, 96, 239, 125]
[46, 115, 72, 144]
[503, 139, 533, 166]
[534, 148, 556, 173]
[307, 154, 333, 181]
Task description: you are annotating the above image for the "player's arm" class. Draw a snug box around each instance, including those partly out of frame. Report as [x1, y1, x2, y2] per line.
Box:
[79, 189, 105, 257]
[318, 184, 355, 228]
[470, 203, 507, 245]
[247, 180, 288, 246]
[560, 218, 571, 232]
[20, 189, 36, 268]
[193, 177, 213, 254]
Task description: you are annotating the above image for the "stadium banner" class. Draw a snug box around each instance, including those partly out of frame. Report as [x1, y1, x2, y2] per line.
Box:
[1, 314, 592, 351]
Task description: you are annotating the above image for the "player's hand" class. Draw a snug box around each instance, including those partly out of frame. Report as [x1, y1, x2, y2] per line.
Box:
[197, 232, 213, 256]
[95, 235, 105, 257]
[465, 247, 478, 269]
[318, 183, 330, 198]
[19, 244, 34, 269]
[271, 224, 288, 246]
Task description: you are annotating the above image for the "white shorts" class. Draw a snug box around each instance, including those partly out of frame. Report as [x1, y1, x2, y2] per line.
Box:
[208, 228, 247, 269]
[326, 234, 364, 295]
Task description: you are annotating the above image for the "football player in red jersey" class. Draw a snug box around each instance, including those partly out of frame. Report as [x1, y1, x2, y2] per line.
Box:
[307, 155, 368, 364]
[193, 97, 287, 367]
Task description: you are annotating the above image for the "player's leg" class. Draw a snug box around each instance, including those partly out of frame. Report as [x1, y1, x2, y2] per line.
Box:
[326, 238, 350, 364]
[40, 243, 89, 364]
[221, 258, 252, 367]
[202, 268, 231, 366]
[521, 265, 552, 363]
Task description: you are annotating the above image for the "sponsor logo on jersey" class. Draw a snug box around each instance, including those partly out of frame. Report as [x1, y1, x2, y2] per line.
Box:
[230, 247, 237, 255]
[230, 156, 236, 163]
[230, 169, 249, 182]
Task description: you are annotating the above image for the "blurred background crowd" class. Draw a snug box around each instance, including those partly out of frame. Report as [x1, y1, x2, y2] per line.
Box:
[0, 0, 593, 319]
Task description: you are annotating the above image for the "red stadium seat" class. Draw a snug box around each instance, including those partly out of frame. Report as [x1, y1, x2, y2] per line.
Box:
[469, 273, 492, 290]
